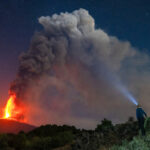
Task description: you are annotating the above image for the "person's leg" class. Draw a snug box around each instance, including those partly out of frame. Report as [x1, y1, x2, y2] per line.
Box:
[139, 118, 145, 136]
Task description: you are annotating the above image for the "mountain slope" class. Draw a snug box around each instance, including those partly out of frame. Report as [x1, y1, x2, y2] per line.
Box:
[0, 119, 35, 134]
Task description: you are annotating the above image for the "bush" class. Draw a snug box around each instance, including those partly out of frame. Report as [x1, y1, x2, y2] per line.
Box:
[0, 134, 9, 149]
[96, 119, 114, 133]
[51, 131, 74, 148]
[26, 136, 52, 150]
[9, 132, 27, 150]
[110, 135, 150, 150]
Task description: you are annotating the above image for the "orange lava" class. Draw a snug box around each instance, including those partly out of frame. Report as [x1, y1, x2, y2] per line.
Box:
[4, 95, 16, 119]
[3, 94, 25, 122]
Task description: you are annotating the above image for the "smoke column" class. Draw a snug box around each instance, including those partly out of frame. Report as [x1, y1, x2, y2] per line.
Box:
[6, 9, 150, 128]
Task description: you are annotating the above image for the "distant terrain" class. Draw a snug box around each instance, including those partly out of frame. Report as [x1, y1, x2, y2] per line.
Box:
[0, 119, 35, 133]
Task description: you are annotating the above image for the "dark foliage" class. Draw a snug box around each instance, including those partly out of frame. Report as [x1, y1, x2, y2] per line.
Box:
[0, 118, 139, 150]
[72, 118, 139, 150]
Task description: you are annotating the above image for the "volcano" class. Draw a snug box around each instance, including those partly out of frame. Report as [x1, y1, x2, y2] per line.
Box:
[0, 119, 35, 134]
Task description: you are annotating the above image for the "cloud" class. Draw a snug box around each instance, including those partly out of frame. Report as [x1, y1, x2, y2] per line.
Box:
[9, 8, 150, 129]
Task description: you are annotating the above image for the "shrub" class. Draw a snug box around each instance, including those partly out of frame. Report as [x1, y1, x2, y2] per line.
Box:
[27, 136, 52, 150]
[0, 134, 9, 149]
[110, 135, 150, 150]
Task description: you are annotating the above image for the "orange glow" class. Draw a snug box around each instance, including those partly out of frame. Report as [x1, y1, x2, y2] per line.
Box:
[2, 94, 25, 122]
[4, 95, 16, 119]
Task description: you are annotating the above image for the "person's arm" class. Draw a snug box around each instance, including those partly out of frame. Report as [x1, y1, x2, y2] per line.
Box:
[142, 109, 147, 117]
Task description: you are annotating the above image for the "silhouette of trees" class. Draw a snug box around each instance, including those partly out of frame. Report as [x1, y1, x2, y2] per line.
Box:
[0, 117, 139, 150]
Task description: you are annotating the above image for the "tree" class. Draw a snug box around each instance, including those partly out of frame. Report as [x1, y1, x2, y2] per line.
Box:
[96, 118, 114, 133]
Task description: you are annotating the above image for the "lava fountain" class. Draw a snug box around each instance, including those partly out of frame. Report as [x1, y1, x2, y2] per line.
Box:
[2, 94, 25, 122]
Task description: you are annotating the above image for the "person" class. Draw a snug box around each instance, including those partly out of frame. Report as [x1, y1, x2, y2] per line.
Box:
[136, 104, 147, 136]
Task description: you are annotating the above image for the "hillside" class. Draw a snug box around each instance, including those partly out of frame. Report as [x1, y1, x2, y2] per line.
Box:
[0, 117, 141, 150]
[0, 119, 35, 134]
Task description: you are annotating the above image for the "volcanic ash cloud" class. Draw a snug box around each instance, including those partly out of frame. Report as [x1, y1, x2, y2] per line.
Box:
[8, 9, 150, 128]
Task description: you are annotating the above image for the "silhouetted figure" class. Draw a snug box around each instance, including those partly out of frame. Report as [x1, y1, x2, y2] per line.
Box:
[136, 105, 147, 136]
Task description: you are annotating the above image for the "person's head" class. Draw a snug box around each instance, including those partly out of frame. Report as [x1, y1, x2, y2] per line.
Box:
[137, 104, 141, 108]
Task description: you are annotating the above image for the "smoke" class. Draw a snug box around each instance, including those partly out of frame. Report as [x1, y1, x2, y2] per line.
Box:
[9, 9, 150, 128]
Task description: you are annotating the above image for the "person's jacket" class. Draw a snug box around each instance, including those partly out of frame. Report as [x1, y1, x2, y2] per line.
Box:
[136, 107, 147, 120]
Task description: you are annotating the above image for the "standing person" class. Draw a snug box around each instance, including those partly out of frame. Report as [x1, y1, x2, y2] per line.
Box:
[136, 105, 147, 136]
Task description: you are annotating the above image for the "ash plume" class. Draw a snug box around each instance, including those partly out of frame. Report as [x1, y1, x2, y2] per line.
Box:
[9, 9, 150, 128]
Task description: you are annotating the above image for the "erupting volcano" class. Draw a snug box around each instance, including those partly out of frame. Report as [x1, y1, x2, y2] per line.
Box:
[1, 8, 150, 130]
[2, 94, 25, 122]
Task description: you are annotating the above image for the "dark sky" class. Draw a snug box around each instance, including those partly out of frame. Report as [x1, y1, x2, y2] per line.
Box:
[0, 0, 150, 105]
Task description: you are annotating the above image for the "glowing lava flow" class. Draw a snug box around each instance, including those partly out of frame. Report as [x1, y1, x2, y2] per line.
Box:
[2, 94, 25, 121]
[3, 95, 16, 119]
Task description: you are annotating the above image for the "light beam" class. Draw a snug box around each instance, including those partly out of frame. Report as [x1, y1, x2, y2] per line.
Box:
[117, 84, 138, 105]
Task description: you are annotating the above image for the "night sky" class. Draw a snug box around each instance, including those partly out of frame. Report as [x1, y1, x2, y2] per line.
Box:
[1, 0, 150, 127]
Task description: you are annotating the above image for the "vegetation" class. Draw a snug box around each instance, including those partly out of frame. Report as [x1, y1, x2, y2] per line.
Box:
[0, 117, 147, 150]
[110, 135, 150, 150]
[110, 117, 150, 150]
